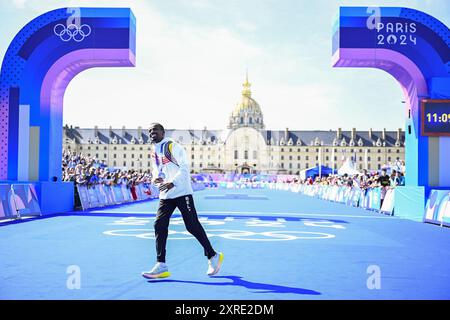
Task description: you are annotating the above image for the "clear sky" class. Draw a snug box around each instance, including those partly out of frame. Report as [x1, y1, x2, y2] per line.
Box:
[0, 0, 449, 131]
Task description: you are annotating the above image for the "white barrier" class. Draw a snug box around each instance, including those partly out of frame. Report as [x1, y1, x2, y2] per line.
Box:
[77, 183, 159, 210]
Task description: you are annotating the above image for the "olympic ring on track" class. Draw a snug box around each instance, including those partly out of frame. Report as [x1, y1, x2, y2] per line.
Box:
[102, 229, 335, 241]
[54, 23, 91, 42]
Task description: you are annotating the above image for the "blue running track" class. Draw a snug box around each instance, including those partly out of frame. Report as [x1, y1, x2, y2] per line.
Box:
[0, 188, 449, 299]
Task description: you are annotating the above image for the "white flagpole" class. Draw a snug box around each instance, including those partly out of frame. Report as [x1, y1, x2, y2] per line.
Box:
[331, 147, 335, 175]
[319, 147, 322, 178]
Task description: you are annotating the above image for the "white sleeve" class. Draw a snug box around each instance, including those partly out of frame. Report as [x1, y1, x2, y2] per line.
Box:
[169, 143, 190, 187]
[150, 146, 159, 179]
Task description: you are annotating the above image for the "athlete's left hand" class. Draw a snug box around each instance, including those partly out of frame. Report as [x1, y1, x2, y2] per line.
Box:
[159, 182, 174, 192]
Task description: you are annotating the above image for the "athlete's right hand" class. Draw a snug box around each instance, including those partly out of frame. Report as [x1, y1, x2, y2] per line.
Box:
[153, 177, 164, 184]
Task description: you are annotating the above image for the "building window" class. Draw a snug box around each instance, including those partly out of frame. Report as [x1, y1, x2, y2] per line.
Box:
[88, 146, 91, 150]
[397, 149, 400, 153]
[281, 163, 284, 168]
[148, 154, 151, 158]
[281, 156, 284, 160]
[378, 164, 381, 170]
[148, 162, 151, 167]
[289, 148, 292, 152]
[96, 146, 99, 150]
[289, 156, 293, 160]
[289, 163, 292, 169]
[326, 156, 329, 161]
[191, 162, 194, 167]
[281, 148, 284, 152]
[297, 156, 301, 160]
[139, 154, 143, 159]
[123, 161, 126, 166]
[378, 157, 381, 161]
[388, 149, 391, 153]
[200, 155, 203, 160]
[124, 147, 127, 150]
[359, 156, 363, 161]
[113, 147, 116, 150]
[191, 154, 194, 159]
[79, 146, 83, 150]
[199, 163, 203, 168]
[113, 154, 117, 159]
[305, 163, 309, 168]
[244, 150, 248, 159]
[104, 147, 107, 150]
[368, 157, 371, 161]
[305, 156, 309, 160]
[388, 157, 391, 162]
[305, 148, 309, 152]
[131, 154, 135, 159]
[249, 117, 253, 124]
[378, 149, 381, 153]
[297, 163, 301, 169]
[131, 161, 134, 167]
[234, 150, 238, 159]
[104, 154, 107, 158]
[315, 156, 318, 161]
[124, 154, 127, 158]
[240, 117, 243, 124]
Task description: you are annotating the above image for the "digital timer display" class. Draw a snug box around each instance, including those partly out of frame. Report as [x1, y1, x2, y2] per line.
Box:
[421, 100, 450, 137]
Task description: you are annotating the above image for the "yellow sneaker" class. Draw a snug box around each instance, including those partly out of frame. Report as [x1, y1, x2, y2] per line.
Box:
[207, 252, 224, 276]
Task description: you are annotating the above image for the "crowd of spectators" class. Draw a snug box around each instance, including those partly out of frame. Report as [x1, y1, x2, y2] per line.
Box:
[300, 168, 405, 189]
[62, 150, 153, 188]
[292, 164, 406, 207]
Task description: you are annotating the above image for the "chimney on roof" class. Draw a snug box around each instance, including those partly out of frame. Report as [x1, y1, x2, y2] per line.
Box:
[382, 128, 386, 140]
[138, 126, 142, 138]
[94, 125, 99, 137]
[285, 128, 289, 143]
[351, 128, 356, 140]
[397, 128, 402, 140]
[122, 126, 126, 137]
[337, 128, 342, 139]
[369, 128, 373, 140]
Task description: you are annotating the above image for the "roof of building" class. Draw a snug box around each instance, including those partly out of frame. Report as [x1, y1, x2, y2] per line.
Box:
[64, 126, 405, 147]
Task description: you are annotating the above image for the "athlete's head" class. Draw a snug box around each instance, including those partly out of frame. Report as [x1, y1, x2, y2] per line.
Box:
[149, 123, 165, 144]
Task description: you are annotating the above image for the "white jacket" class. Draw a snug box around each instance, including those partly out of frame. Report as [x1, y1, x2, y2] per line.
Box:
[151, 137, 193, 199]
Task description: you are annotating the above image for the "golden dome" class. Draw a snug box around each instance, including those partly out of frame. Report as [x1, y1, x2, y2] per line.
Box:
[232, 73, 262, 116]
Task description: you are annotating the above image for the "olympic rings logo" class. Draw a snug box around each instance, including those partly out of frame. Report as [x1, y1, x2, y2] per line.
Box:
[54, 23, 91, 42]
[103, 229, 335, 241]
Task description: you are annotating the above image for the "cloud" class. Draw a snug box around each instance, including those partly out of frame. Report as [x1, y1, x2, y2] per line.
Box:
[12, 0, 27, 9]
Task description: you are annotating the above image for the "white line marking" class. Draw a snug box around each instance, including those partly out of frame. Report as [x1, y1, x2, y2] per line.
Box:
[87, 210, 394, 219]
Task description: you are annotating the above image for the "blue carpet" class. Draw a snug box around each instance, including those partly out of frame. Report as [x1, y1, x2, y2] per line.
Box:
[0, 188, 449, 299]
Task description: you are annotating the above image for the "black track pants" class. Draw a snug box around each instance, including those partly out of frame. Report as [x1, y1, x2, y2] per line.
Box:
[154, 194, 216, 263]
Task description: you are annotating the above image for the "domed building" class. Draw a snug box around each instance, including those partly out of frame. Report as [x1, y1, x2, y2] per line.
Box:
[63, 74, 406, 175]
[228, 75, 265, 130]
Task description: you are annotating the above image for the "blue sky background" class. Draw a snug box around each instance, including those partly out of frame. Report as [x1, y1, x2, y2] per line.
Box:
[0, 0, 449, 131]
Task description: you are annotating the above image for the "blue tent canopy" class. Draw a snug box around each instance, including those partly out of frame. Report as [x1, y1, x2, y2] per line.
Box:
[301, 165, 333, 179]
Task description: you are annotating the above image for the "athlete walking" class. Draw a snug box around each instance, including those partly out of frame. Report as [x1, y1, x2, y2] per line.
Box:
[142, 123, 224, 279]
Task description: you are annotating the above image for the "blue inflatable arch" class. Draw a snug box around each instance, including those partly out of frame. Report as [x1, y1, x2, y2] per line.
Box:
[0, 7, 136, 212]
